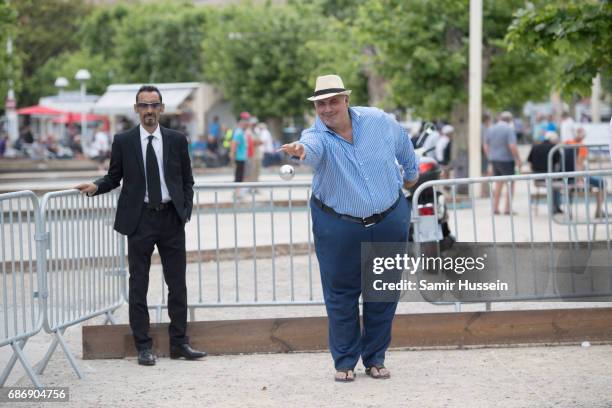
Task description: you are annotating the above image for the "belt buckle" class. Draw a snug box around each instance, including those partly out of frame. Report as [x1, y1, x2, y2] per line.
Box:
[363, 217, 375, 227]
[363, 213, 382, 227]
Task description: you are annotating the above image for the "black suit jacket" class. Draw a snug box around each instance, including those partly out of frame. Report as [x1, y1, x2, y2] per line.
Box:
[93, 125, 194, 236]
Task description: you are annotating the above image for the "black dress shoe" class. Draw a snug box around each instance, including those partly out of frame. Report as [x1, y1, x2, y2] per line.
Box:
[138, 349, 156, 366]
[170, 344, 207, 360]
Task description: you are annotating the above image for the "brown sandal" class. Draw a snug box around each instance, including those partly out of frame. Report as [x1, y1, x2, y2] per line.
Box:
[334, 369, 355, 382]
[365, 365, 390, 379]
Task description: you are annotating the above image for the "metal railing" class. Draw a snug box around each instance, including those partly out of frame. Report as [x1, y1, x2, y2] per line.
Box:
[0, 191, 45, 388]
[0, 190, 125, 388]
[2, 170, 610, 386]
[146, 181, 323, 322]
[35, 190, 125, 381]
[410, 169, 612, 310]
[545, 144, 611, 232]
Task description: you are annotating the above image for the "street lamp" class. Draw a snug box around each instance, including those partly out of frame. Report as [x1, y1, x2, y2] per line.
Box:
[54, 77, 69, 95]
[54, 77, 69, 142]
[75, 69, 91, 146]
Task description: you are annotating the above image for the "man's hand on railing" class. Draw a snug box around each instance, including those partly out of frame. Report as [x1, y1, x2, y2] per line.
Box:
[75, 183, 98, 195]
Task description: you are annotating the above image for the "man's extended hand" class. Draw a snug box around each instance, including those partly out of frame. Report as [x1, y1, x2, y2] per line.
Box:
[278, 142, 306, 160]
[75, 182, 98, 195]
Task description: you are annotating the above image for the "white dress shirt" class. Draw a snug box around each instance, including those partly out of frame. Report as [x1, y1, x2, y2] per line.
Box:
[140, 125, 171, 203]
[560, 117, 575, 143]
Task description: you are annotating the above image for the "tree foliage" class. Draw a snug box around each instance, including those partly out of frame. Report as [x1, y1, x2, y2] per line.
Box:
[14, 0, 91, 106]
[113, 1, 207, 83]
[202, 2, 367, 121]
[0, 0, 19, 108]
[31, 50, 115, 97]
[506, 0, 611, 96]
[356, 0, 552, 119]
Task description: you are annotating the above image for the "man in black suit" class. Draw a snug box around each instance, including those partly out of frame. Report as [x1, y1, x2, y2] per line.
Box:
[76, 85, 206, 366]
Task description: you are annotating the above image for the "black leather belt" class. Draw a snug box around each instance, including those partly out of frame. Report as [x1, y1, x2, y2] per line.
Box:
[311, 194, 401, 227]
[144, 201, 172, 211]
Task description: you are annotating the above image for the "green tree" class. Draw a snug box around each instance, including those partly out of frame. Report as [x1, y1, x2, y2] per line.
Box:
[506, 0, 611, 96]
[356, 0, 551, 157]
[14, 0, 91, 106]
[30, 50, 115, 98]
[202, 3, 367, 136]
[0, 0, 20, 112]
[79, 3, 129, 61]
[113, 1, 207, 83]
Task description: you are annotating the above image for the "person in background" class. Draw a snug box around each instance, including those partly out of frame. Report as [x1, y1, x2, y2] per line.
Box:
[230, 112, 250, 200]
[91, 123, 111, 170]
[559, 111, 575, 143]
[480, 113, 493, 197]
[527, 131, 563, 214]
[484, 111, 522, 215]
[435, 124, 453, 179]
[533, 113, 548, 143]
[208, 115, 221, 154]
[0, 132, 7, 157]
[545, 114, 558, 133]
[245, 117, 262, 184]
[566, 127, 607, 218]
[258, 122, 280, 167]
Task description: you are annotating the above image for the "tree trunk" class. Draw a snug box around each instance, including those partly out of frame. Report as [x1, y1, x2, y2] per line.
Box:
[266, 117, 284, 143]
[450, 102, 470, 194]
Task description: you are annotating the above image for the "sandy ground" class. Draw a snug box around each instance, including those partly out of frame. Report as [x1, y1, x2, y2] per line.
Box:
[4, 334, 612, 408]
[1, 255, 611, 408]
[2, 155, 612, 406]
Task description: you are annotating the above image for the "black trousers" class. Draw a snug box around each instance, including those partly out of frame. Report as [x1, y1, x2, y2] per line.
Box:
[127, 204, 188, 350]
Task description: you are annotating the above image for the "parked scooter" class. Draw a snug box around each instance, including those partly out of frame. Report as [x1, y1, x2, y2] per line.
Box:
[405, 123, 455, 252]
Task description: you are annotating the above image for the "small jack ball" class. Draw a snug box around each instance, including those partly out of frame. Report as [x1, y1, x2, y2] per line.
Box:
[279, 165, 295, 181]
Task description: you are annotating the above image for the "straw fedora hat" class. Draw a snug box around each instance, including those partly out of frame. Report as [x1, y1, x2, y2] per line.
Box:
[307, 74, 352, 101]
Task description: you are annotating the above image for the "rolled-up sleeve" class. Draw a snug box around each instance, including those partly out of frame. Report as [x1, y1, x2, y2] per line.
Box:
[394, 122, 419, 182]
[299, 129, 325, 169]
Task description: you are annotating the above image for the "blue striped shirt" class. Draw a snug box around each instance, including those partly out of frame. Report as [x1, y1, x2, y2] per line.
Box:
[300, 106, 418, 218]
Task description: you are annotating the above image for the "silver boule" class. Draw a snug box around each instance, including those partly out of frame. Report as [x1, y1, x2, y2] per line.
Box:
[279, 164, 295, 181]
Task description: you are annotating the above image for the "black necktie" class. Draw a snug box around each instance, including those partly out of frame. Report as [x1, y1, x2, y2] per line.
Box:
[146, 135, 162, 206]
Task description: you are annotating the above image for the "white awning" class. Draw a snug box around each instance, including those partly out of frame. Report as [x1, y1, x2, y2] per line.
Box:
[93, 82, 200, 115]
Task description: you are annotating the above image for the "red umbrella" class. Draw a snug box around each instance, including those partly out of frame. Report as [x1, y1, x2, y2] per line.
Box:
[16, 105, 65, 116]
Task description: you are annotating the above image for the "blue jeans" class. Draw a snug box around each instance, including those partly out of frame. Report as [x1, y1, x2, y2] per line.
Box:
[310, 194, 410, 370]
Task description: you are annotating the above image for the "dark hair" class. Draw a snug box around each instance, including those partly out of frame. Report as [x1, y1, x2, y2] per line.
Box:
[135, 85, 162, 103]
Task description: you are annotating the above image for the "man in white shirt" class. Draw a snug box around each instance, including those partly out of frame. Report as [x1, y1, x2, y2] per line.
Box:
[559, 111, 575, 143]
[435, 125, 453, 164]
[76, 85, 205, 366]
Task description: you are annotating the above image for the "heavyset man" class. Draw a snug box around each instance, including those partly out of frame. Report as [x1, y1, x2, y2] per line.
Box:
[280, 74, 419, 382]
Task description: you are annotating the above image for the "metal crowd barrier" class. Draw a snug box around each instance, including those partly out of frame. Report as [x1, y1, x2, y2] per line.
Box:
[36, 190, 125, 381]
[0, 191, 45, 388]
[0, 190, 125, 388]
[545, 144, 611, 234]
[410, 169, 612, 310]
[147, 181, 323, 322]
[3, 172, 611, 386]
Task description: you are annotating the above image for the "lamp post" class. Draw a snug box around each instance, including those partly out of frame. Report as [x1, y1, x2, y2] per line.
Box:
[54, 77, 69, 95]
[75, 69, 91, 146]
[55, 77, 69, 142]
[5, 0, 18, 143]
